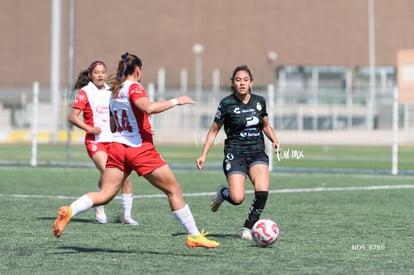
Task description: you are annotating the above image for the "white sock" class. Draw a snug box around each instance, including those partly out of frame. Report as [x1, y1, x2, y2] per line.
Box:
[172, 204, 200, 236]
[122, 193, 133, 218]
[70, 195, 93, 217]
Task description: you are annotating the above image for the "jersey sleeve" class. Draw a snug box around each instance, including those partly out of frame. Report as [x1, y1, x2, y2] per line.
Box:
[72, 89, 88, 111]
[214, 99, 226, 124]
[260, 97, 268, 117]
[129, 83, 148, 103]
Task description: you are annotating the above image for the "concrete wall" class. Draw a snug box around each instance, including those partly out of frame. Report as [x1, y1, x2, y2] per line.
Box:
[1, 0, 414, 90]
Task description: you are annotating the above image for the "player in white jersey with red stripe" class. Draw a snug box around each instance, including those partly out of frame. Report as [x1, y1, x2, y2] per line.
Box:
[53, 53, 219, 249]
[109, 80, 153, 147]
[69, 60, 138, 225]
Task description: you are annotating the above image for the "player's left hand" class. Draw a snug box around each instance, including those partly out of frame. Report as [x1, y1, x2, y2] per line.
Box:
[273, 143, 281, 154]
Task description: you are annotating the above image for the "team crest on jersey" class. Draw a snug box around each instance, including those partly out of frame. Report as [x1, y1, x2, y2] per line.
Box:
[91, 144, 98, 152]
[256, 102, 262, 111]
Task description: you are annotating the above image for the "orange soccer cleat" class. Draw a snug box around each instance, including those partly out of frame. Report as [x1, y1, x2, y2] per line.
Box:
[186, 230, 220, 249]
[52, 206, 72, 238]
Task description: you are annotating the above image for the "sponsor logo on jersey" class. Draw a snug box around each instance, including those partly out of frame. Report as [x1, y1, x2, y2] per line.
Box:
[246, 116, 259, 126]
[76, 94, 87, 103]
[131, 86, 144, 95]
[215, 109, 222, 119]
[95, 105, 109, 114]
[240, 131, 261, 138]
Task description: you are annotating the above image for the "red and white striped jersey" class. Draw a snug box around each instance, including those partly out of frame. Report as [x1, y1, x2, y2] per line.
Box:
[72, 82, 113, 142]
[109, 80, 153, 147]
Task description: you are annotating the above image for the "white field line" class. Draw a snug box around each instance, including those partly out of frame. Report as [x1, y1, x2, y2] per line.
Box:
[1, 185, 414, 200]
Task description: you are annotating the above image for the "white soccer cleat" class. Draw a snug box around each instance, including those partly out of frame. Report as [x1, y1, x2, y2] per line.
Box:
[95, 206, 108, 224]
[239, 227, 253, 240]
[123, 217, 139, 225]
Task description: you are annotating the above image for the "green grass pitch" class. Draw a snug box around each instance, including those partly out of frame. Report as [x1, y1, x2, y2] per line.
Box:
[0, 144, 413, 274]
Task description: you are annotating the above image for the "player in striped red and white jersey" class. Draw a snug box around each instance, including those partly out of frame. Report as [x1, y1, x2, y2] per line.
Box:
[53, 53, 219, 248]
[69, 60, 138, 225]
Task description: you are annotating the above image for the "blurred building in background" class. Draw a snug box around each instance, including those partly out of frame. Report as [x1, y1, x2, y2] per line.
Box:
[1, 0, 414, 144]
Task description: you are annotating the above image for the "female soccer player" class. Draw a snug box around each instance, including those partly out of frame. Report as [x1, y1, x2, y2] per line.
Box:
[53, 53, 219, 249]
[196, 65, 280, 240]
[70, 60, 138, 225]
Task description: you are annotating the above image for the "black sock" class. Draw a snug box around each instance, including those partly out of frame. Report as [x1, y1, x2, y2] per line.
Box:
[243, 191, 268, 229]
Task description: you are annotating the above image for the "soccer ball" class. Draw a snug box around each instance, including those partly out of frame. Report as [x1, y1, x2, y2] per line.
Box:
[251, 219, 279, 247]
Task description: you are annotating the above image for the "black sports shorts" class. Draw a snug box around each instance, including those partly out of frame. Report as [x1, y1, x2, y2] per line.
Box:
[222, 151, 269, 177]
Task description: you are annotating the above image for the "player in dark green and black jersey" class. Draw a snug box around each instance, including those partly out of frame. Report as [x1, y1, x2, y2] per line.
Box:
[216, 92, 267, 156]
[196, 65, 281, 240]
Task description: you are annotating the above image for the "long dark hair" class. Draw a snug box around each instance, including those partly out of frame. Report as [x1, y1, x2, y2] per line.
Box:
[230, 65, 254, 94]
[109, 52, 143, 98]
[73, 70, 90, 90]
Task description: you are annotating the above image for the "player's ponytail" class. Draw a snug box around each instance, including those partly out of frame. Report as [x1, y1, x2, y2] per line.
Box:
[109, 52, 143, 98]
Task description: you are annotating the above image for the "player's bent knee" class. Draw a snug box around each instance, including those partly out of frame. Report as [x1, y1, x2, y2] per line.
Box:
[230, 196, 244, 205]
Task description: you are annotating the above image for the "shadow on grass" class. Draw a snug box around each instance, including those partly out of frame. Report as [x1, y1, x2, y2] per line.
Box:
[171, 231, 239, 239]
[53, 246, 217, 257]
[53, 246, 135, 254]
[38, 217, 107, 224]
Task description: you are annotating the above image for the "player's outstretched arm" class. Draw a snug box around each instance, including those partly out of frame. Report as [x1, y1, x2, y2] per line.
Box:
[134, 96, 195, 114]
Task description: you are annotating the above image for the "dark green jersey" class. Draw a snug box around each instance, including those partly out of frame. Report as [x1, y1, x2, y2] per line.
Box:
[214, 93, 268, 155]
